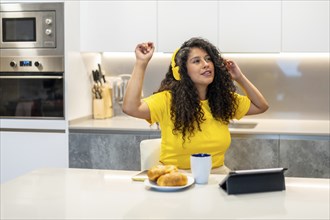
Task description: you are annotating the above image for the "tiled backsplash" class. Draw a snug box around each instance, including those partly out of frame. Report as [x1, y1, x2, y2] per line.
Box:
[97, 53, 329, 120]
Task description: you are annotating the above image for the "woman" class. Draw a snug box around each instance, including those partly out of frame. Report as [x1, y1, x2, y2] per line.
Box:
[123, 37, 269, 174]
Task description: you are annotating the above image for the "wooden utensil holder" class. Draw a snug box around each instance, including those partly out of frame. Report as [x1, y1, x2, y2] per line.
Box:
[101, 86, 113, 118]
[92, 85, 113, 119]
[93, 99, 106, 119]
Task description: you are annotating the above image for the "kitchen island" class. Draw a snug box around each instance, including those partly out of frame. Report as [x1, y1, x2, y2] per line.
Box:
[1, 168, 329, 219]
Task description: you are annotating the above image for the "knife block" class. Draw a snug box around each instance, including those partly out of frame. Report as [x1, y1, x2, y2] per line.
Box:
[92, 85, 114, 119]
[93, 99, 106, 119]
[101, 86, 113, 118]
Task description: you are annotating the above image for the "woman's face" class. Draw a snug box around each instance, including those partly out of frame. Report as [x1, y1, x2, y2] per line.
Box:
[186, 47, 214, 89]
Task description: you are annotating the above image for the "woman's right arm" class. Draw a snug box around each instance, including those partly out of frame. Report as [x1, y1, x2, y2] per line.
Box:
[122, 42, 154, 119]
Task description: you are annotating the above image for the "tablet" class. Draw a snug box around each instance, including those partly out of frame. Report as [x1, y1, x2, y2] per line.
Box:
[220, 167, 287, 195]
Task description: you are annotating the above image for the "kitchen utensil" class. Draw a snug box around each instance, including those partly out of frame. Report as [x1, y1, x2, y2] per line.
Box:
[98, 63, 106, 83]
[114, 74, 131, 103]
[92, 84, 102, 99]
[92, 70, 97, 83]
[96, 70, 103, 85]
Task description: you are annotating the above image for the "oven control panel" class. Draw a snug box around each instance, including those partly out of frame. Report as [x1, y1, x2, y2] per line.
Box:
[10, 60, 41, 67]
[0, 56, 64, 72]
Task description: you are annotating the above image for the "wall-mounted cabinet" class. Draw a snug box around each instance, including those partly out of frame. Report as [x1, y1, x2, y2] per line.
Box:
[80, 1, 157, 52]
[79, 0, 329, 53]
[157, 1, 218, 52]
[218, 1, 281, 53]
[282, 1, 329, 52]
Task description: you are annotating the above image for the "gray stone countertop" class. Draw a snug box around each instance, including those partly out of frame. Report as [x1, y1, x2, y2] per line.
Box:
[69, 116, 329, 136]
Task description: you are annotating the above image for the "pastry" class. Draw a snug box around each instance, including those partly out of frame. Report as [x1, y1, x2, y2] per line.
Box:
[156, 172, 188, 186]
[147, 164, 188, 186]
[147, 165, 178, 181]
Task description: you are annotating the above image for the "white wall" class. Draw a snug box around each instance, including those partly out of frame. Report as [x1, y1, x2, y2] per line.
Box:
[65, 1, 94, 121]
[100, 53, 330, 120]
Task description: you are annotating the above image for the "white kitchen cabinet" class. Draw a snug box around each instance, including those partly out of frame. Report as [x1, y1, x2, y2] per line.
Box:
[0, 119, 69, 183]
[218, 1, 281, 53]
[80, 1, 157, 52]
[157, 1, 218, 52]
[0, 130, 68, 183]
[282, 1, 329, 52]
[0, 0, 64, 2]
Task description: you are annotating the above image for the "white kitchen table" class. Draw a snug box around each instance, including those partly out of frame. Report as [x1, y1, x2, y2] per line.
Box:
[1, 168, 329, 219]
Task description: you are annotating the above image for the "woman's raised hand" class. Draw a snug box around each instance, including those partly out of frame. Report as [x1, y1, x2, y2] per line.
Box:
[224, 59, 243, 82]
[224, 59, 269, 115]
[135, 42, 155, 63]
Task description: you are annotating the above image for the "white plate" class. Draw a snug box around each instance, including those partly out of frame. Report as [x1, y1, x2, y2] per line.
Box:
[144, 176, 195, 191]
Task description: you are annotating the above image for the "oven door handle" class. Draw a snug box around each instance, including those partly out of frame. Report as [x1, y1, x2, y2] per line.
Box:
[0, 75, 63, 79]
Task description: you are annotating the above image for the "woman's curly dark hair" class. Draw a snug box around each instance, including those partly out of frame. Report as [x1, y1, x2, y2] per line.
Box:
[156, 37, 238, 142]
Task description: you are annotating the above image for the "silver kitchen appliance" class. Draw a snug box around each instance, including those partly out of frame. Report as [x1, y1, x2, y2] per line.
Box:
[0, 2, 64, 54]
[0, 2, 65, 119]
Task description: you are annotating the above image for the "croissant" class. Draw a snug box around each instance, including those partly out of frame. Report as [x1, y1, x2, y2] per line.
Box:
[157, 172, 188, 186]
[147, 165, 178, 181]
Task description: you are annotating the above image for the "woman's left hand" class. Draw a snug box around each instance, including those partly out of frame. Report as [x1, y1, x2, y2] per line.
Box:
[225, 59, 243, 82]
[224, 59, 269, 115]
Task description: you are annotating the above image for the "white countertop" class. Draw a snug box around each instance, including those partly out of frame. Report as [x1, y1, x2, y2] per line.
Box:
[1, 168, 329, 219]
[69, 116, 330, 136]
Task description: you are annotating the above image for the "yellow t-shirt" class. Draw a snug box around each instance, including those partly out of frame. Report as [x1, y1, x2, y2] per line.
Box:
[143, 91, 251, 169]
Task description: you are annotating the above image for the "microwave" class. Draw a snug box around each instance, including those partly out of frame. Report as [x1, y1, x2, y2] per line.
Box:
[0, 3, 63, 50]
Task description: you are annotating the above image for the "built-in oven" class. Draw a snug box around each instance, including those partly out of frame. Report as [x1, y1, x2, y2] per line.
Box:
[0, 56, 64, 119]
[0, 2, 65, 119]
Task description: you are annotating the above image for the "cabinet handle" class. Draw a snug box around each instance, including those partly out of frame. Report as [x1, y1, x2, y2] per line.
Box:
[0, 128, 66, 133]
[0, 76, 63, 79]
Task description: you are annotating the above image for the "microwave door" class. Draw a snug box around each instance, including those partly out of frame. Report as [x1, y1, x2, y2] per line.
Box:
[0, 11, 55, 49]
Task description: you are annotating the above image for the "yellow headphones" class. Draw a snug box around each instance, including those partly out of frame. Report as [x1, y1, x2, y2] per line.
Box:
[171, 48, 181, 81]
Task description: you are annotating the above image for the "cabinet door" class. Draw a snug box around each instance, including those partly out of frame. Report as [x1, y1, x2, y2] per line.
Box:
[282, 1, 329, 52]
[280, 136, 330, 178]
[218, 1, 281, 53]
[225, 135, 280, 171]
[0, 131, 68, 183]
[157, 1, 218, 52]
[69, 132, 160, 170]
[80, 1, 157, 52]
